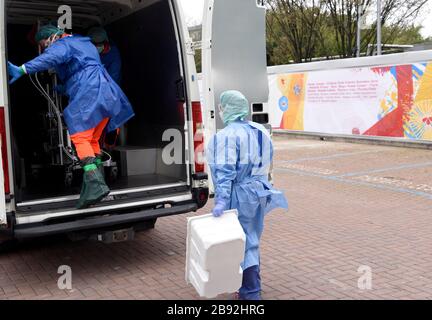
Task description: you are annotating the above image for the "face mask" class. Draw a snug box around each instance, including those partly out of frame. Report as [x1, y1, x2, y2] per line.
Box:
[96, 45, 104, 54]
[45, 33, 59, 49]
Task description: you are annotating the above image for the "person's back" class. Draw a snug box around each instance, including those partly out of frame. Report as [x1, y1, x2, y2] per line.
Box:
[207, 90, 287, 300]
[208, 120, 273, 186]
[60, 35, 101, 65]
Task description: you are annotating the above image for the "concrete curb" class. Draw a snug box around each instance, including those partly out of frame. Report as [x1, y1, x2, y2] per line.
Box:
[274, 130, 432, 150]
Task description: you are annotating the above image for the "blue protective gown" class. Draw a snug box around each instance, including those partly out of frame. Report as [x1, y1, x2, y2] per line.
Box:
[207, 120, 289, 272]
[101, 44, 122, 85]
[24, 35, 134, 135]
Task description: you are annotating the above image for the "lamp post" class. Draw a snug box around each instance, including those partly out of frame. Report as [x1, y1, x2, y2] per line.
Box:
[356, 1, 362, 57]
[377, 0, 382, 55]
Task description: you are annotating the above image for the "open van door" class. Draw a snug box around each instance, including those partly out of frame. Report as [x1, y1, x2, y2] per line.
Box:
[0, 138, 5, 226]
[201, 0, 269, 192]
[202, 0, 269, 134]
[0, 0, 13, 226]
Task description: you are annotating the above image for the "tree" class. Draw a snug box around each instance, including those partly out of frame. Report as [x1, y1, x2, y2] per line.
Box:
[265, 0, 429, 64]
[325, 0, 360, 57]
[325, 0, 429, 57]
[382, 25, 424, 46]
[266, 0, 326, 63]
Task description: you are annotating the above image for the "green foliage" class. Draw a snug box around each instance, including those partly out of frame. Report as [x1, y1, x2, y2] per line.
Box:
[195, 49, 202, 74]
[266, 0, 428, 65]
[382, 25, 424, 45]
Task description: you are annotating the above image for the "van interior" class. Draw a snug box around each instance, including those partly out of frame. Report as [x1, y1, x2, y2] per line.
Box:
[6, 0, 189, 212]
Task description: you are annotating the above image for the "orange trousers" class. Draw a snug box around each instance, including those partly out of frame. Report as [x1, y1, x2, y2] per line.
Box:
[70, 118, 109, 160]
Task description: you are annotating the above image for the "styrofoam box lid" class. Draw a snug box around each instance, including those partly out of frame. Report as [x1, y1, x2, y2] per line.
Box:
[185, 210, 246, 285]
[190, 211, 246, 247]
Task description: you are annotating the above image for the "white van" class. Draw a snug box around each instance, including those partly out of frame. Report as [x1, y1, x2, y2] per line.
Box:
[0, 0, 270, 247]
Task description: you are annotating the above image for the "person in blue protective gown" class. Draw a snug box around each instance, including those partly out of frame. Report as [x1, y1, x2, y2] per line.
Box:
[207, 90, 288, 301]
[7, 25, 135, 209]
[87, 27, 122, 85]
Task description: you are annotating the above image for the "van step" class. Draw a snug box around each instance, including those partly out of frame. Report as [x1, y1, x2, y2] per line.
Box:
[16, 184, 189, 213]
[14, 203, 197, 239]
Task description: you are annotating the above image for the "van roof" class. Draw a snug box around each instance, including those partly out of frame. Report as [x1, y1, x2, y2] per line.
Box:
[7, 0, 162, 28]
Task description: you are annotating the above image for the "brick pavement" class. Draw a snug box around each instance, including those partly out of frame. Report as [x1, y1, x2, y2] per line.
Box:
[1, 137, 432, 300]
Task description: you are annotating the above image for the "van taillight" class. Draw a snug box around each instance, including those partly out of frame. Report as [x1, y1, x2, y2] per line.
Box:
[192, 101, 205, 173]
[0, 108, 10, 194]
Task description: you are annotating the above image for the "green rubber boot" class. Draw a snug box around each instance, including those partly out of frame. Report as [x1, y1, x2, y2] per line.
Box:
[76, 158, 110, 209]
[95, 154, 105, 178]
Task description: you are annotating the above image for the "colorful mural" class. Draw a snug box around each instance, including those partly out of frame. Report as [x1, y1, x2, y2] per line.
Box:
[277, 73, 307, 131]
[269, 62, 432, 141]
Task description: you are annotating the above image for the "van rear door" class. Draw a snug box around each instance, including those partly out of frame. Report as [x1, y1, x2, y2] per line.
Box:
[202, 0, 269, 136]
[0, 0, 12, 225]
[0, 139, 5, 226]
[201, 0, 269, 192]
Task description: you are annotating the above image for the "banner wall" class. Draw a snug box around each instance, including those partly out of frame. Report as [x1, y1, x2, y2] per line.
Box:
[268, 62, 432, 141]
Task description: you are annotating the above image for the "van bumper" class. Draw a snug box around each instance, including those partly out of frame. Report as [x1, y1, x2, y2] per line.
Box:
[13, 203, 197, 239]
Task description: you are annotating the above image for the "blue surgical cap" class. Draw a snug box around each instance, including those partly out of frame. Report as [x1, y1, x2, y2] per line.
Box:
[220, 90, 250, 125]
[35, 25, 64, 43]
[87, 27, 108, 43]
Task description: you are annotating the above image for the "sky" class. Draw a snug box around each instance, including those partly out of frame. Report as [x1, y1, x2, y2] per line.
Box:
[180, 0, 432, 38]
[418, 1, 432, 39]
[180, 0, 204, 26]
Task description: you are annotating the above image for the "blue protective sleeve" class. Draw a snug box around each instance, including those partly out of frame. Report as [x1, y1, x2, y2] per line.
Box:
[24, 41, 69, 75]
[207, 132, 238, 206]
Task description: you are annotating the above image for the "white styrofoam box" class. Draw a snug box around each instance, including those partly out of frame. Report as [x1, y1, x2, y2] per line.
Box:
[185, 210, 246, 299]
